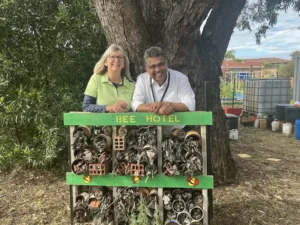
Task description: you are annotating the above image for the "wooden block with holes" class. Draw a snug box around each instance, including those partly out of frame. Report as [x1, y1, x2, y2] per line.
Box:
[241, 115, 249, 123]
[259, 119, 267, 129]
[113, 136, 126, 150]
[130, 164, 144, 176]
[89, 163, 108, 176]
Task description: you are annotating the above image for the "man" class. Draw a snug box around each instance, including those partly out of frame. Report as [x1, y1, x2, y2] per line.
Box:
[131, 46, 195, 115]
[131, 46, 195, 134]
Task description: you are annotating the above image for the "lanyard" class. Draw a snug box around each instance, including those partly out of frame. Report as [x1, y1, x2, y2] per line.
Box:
[150, 71, 170, 102]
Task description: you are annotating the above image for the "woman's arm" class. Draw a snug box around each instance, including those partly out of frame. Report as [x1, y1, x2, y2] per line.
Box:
[82, 95, 128, 113]
[82, 94, 106, 112]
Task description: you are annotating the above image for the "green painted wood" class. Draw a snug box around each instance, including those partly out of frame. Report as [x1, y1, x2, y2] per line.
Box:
[66, 172, 214, 189]
[64, 111, 213, 126]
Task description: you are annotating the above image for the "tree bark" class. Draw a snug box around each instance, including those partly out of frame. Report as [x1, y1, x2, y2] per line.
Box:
[93, 0, 151, 75]
[197, 0, 247, 184]
[93, 0, 246, 184]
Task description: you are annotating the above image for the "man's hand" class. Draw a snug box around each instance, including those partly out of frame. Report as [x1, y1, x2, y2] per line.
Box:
[136, 102, 177, 114]
[148, 102, 164, 113]
[157, 103, 174, 115]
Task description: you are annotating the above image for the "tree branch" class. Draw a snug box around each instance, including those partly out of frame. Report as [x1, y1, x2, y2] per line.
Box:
[198, 0, 247, 79]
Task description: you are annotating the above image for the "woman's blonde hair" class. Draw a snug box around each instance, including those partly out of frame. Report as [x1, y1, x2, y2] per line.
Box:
[93, 44, 132, 80]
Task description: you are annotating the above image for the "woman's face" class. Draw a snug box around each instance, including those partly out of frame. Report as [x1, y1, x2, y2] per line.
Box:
[105, 50, 125, 73]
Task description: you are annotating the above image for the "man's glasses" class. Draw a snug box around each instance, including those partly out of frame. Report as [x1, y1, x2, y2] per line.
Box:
[147, 62, 166, 70]
[109, 55, 124, 60]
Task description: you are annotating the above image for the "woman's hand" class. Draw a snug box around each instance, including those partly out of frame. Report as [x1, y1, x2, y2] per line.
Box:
[106, 100, 128, 113]
[115, 100, 128, 110]
[109, 104, 127, 112]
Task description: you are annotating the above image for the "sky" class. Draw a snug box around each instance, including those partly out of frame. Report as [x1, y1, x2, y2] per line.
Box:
[228, 10, 300, 60]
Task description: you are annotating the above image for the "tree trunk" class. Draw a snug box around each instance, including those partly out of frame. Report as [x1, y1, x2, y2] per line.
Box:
[93, 0, 246, 184]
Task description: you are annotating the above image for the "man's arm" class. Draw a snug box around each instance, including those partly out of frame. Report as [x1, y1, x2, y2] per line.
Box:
[132, 76, 169, 113]
[158, 75, 195, 115]
[131, 76, 148, 111]
[176, 76, 196, 111]
[137, 101, 188, 114]
[137, 102, 169, 113]
[136, 103, 151, 112]
[168, 102, 189, 112]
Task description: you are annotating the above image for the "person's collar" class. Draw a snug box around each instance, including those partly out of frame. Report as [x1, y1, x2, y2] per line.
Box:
[101, 73, 110, 83]
[102, 73, 126, 86]
[120, 75, 127, 87]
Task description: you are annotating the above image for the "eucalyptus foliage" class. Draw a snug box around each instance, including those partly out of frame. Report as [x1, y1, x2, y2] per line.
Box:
[237, 0, 300, 44]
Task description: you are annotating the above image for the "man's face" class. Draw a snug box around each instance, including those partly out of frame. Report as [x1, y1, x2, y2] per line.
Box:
[146, 56, 168, 85]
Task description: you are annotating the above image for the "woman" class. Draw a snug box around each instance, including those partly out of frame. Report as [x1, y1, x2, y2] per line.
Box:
[83, 44, 135, 113]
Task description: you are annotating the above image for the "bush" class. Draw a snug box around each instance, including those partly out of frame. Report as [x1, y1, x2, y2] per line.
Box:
[0, 84, 81, 171]
[0, 0, 106, 172]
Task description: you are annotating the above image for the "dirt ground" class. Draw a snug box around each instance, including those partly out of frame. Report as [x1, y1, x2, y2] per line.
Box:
[0, 126, 299, 225]
[211, 126, 300, 225]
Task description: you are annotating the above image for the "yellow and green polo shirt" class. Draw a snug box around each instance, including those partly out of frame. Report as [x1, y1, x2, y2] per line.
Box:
[84, 73, 135, 108]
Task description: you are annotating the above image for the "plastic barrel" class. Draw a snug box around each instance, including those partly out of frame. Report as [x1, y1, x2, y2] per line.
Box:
[285, 107, 300, 123]
[225, 113, 239, 130]
[275, 104, 291, 120]
[296, 119, 300, 140]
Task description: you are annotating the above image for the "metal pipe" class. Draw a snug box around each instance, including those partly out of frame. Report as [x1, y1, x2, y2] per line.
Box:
[88, 194, 100, 209]
[75, 192, 90, 203]
[71, 158, 87, 175]
[193, 192, 203, 205]
[177, 211, 192, 225]
[172, 199, 185, 213]
[171, 128, 186, 140]
[190, 206, 204, 221]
